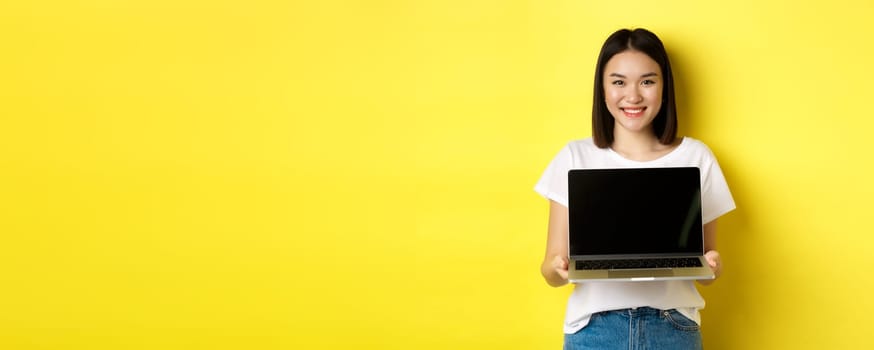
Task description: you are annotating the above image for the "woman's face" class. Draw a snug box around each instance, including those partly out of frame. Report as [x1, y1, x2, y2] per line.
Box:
[602, 50, 663, 135]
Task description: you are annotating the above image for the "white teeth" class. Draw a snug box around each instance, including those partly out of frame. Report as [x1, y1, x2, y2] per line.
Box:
[623, 108, 643, 113]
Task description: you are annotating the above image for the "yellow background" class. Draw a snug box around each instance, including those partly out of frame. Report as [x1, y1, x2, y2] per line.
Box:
[2, 1, 873, 349]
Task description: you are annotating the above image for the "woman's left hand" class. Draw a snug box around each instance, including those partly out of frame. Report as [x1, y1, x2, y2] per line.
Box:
[704, 250, 721, 279]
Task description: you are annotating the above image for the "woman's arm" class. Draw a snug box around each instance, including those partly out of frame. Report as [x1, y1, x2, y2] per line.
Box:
[541, 200, 570, 287]
[697, 220, 721, 286]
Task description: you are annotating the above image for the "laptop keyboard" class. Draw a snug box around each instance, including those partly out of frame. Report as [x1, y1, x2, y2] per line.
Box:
[576, 257, 702, 270]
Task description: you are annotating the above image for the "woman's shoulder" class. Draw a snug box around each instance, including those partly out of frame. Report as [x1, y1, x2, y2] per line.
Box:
[676, 136, 718, 162]
[560, 137, 614, 167]
[565, 137, 602, 152]
[679, 137, 714, 153]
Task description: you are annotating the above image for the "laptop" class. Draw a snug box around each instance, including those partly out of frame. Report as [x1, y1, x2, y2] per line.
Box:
[567, 167, 714, 282]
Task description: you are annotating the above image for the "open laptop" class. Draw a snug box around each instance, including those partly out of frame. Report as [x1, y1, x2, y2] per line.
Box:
[567, 167, 714, 282]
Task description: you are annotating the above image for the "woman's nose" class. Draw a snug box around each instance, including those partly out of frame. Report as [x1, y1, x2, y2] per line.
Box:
[625, 88, 643, 104]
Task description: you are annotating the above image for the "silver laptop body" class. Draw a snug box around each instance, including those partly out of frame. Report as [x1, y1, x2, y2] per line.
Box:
[567, 167, 715, 282]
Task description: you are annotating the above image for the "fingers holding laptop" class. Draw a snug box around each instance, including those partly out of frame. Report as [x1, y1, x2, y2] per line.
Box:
[704, 250, 721, 279]
[552, 255, 569, 281]
[541, 255, 569, 287]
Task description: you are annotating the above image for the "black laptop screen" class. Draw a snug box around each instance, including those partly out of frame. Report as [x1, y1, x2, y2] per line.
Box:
[567, 167, 704, 256]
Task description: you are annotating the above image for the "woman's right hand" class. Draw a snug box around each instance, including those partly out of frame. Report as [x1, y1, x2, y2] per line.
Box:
[542, 200, 571, 287]
[547, 255, 570, 286]
[552, 255, 569, 280]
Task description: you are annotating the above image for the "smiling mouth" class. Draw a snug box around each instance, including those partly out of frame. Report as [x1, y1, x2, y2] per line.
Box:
[621, 107, 646, 117]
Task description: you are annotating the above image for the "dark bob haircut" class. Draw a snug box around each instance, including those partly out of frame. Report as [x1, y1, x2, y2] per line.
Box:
[592, 28, 678, 148]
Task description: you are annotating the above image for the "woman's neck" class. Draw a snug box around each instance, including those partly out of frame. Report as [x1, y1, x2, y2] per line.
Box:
[611, 128, 678, 162]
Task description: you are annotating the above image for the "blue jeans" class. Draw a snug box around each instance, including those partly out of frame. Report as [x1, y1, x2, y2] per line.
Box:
[563, 307, 702, 350]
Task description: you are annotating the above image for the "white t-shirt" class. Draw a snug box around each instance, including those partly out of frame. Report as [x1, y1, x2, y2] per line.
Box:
[534, 137, 736, 334]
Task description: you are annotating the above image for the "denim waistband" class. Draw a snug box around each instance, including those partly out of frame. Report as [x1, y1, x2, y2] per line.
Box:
[600, 307, 668, 317]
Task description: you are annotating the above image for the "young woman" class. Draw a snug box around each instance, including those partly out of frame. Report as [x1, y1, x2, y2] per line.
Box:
[534, 28, 736, 349]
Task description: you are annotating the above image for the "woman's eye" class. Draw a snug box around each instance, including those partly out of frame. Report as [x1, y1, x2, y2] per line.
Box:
[642, 80, 656, 85]
[611, 80, 624, 86]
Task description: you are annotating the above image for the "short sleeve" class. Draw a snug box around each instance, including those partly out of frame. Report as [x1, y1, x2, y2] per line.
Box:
[534, 145, 573, 207]
[700, 151, 736, 224]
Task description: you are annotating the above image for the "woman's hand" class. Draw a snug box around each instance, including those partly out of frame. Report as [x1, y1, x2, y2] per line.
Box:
[551, 255, 570, 281]
[542, 200, 571, 287]
[698, 250, 721, 286]
[541, 255, 569, 287]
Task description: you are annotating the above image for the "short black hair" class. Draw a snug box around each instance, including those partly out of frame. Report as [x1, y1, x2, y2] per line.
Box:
[592, 28, 678, 148]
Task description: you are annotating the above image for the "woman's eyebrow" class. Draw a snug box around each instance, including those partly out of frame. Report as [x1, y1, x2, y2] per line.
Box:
[608, 72, 659, 78]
